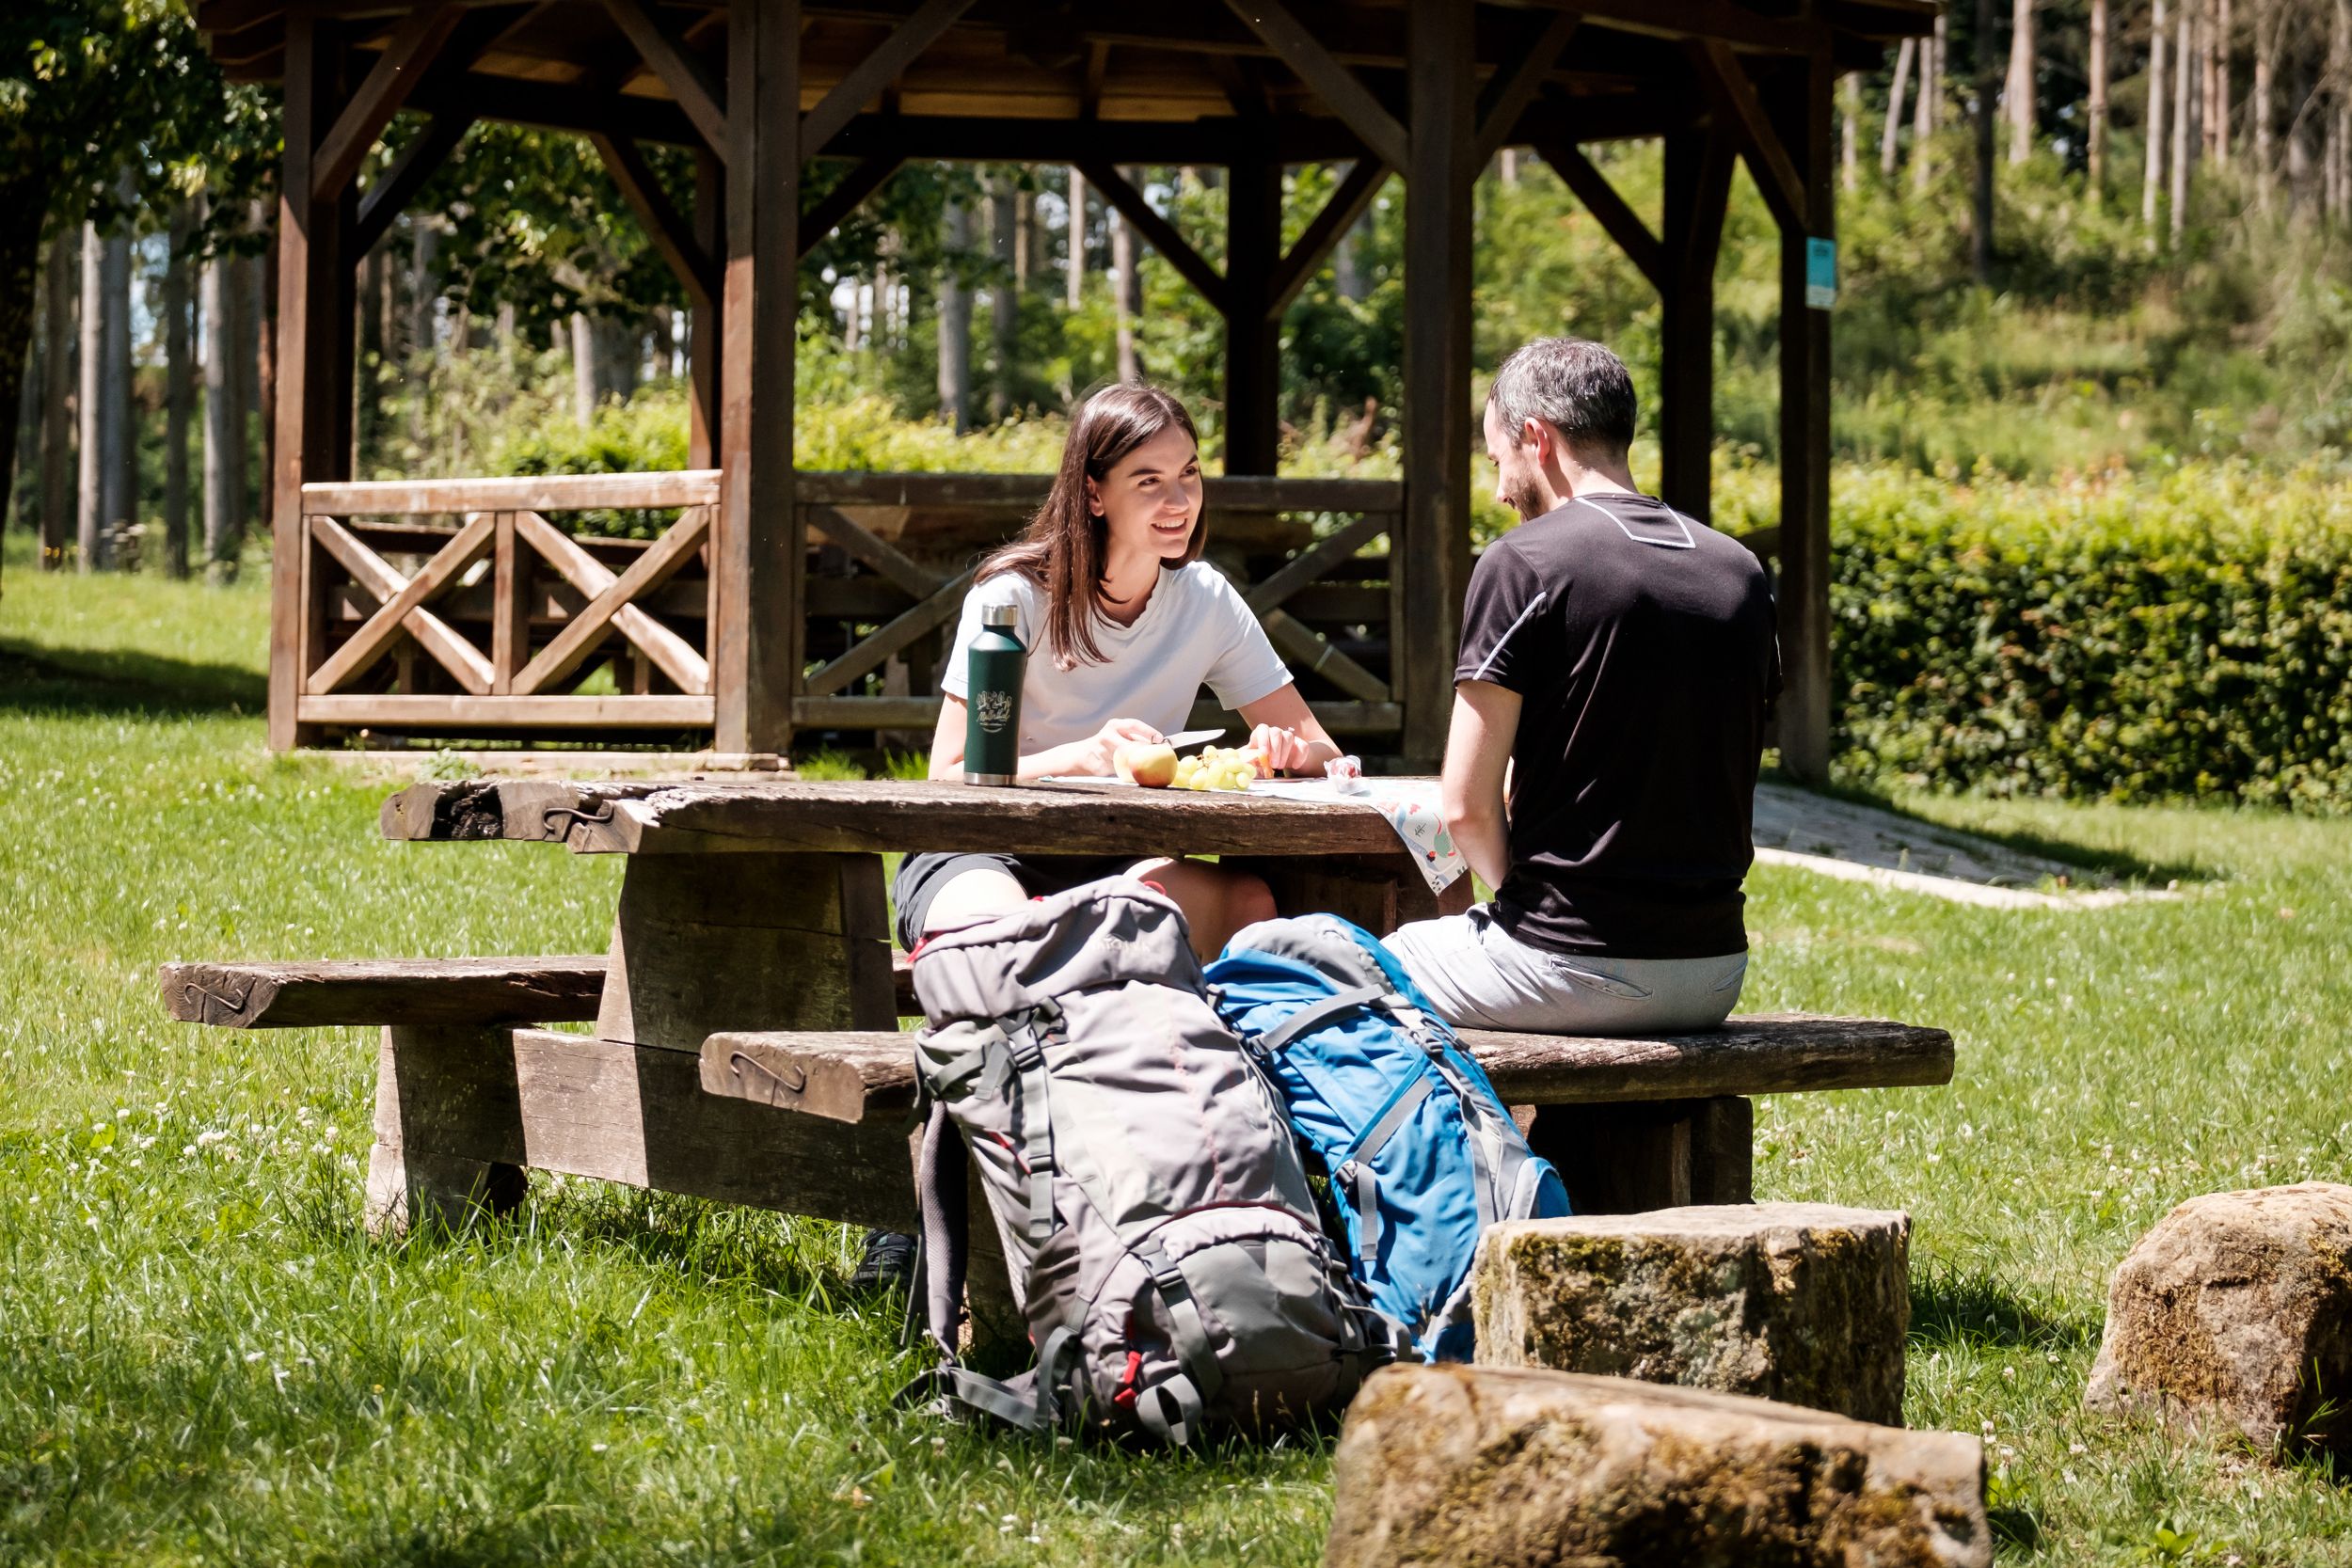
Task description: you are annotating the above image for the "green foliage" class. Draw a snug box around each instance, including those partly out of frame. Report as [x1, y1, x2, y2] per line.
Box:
[1824, 462, 2352, 812]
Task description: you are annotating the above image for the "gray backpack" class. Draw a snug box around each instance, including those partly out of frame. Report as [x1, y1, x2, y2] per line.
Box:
[902, 878, 1387, 1444]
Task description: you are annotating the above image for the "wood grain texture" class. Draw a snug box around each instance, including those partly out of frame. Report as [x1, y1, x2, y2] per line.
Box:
[161, 955, 608, 1028]
[693, 1015, 1955, 1125]
[1526, 1096, 1756, 1214]
[375, 1024, 920, 1233]
[302, 470, 721, 516]
[303, 694, 715, 727]
[365, 1024, 528, 1237]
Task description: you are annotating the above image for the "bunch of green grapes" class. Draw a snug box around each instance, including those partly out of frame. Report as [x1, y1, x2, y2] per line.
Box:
[1171, 746, 1265, 792]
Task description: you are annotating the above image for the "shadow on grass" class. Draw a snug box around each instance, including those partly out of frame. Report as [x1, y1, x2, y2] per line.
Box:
[1776, 770, 2217, 888]
[1910, 1259, 2099, 1354]
[0, 641, 266, 719]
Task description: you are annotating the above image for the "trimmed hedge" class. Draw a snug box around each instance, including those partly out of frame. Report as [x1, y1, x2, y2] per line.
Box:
[1812, 464, 2352, 812]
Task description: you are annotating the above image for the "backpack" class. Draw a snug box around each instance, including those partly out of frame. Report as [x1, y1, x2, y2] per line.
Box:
[1203, 914, 1572, 1362]
[902, 879, 1388, 1444]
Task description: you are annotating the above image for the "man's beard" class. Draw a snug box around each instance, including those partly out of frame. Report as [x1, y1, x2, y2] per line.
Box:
[1502, 470, 1548, 522]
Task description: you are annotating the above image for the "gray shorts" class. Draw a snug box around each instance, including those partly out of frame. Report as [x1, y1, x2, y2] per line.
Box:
[1383, 904, 1747, 1035]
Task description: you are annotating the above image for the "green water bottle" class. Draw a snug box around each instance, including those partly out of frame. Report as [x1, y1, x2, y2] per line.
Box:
[963, 604, 1025, 785]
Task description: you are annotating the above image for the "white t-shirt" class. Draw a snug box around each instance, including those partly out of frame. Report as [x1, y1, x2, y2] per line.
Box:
[940, 562, 1294, 754]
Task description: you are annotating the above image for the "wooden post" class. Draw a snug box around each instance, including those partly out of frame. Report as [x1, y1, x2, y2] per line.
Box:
[1770, 46, 1835, 784]
[1223, 159, 1282, 475]
[1659, 128, 1733, 522]
[364, 1024, 529, 1235]
[1400, 0, 1476, 770]
[271, 14, 357, 750]
[689, 148, 722, 468]
[1523, 1097, 1755, 1213]
[715, 0, 800, 756]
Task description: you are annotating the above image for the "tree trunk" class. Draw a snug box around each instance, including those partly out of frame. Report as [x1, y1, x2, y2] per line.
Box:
[991, 173, 1018, 421]
[1975, 0, 2000, 278]
[2089, 0, 2111, 186]
[1840, 73, 1861, 191]
[2332, 0, 2350, 219]
[357, 245, 382, 472]
[2172, 0, 2194, 242]
[0, 174, 49, 587]
[2147, 0, 2170, 230]
[164, 203, 193, 578]
[2009, 0, 2036, 163]
[9, 276, 37, 542]
[1915, 10, 1945, 192]
[1500, 148, 1519, 185]
[408, 218, 437, 449]
[78, 214, 135, 572]
[2212, 0, 2232, 166]
[2254, 0, 2277, 211]
[40, 228, 74, 570]
[938, 198, 974, 431]
[201, 226, 242, 583]
[1883, 38, 1915, 178]
[570, 312, 596, 426]
[1065, 166, 1086, 310]
[1110, 198, 1139, 384]
[2289, 50, 2318, 214]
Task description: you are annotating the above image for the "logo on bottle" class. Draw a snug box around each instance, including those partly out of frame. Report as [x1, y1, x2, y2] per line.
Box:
[975, 690, 1013, 734]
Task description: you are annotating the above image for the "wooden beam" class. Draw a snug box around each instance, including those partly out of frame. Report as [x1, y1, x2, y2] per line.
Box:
[1226, 0, 1410, 172]
[1685, 37, 1807, 230]
[799, 154, 902, 252]
[805, 504, 944, 600]
[803, 567, 976, 698]
[715, 0, 803, 754]
[1398, 0, 1475, 768]
[308, 512, 497, 695]
[1264, 156, 1389, 321]
[491, 512, 528, 693]
[689, 149, 723, 468]
[591, 131, 718, 310]
[1770, 47, 1835, 783]
[311, 2, 465, 202]
[1244, 510, 1391, 613]
[355, 111, 473, 257]
[1263, 609, 1391, 703]
[1472, 8, 1580, 166]
[511, 508, 712, 695]
[302, 470, 721, 515]
[599, 0, 728, 155]
[1659, 125, 1736, 520]
[1224, 157, 1282, 472]
[161, 956, 607, 1029]
[799, 0, 975, 155]
[304, 693, 714, 726]
[1075, 160, 1229, 315]
[1537, 141, 1666, 292]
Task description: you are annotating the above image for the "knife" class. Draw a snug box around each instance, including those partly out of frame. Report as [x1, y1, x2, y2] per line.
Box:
[1165, 728, 1226, 749]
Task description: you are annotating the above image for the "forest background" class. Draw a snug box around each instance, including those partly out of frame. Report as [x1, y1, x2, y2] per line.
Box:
[9, 0, 2352, 806]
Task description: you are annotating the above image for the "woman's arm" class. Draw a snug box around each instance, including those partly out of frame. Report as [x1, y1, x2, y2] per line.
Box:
[926, 695, 1167, 782]
[1235, 682, 1343, 777]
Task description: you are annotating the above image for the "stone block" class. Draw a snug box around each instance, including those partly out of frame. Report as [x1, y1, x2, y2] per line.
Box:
[1472, 1202, 1910, 1424]
[1326, 1364, 1989, 1568]
[2085, 1182, 2352, 1454]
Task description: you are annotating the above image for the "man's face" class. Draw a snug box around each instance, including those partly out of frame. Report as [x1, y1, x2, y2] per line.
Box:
[1483, 402, 1549, 523]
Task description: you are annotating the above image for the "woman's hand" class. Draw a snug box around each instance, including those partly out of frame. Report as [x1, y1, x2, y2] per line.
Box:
[1248, 722, 1329, 778]
[1064, 717, 1167, 776]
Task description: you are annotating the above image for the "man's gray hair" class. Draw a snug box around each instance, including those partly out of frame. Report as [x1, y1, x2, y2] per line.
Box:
[1486, 337, 1637, 457]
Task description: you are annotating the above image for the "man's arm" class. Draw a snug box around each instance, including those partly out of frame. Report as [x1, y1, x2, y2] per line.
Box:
[1439, 680, 1521, 892]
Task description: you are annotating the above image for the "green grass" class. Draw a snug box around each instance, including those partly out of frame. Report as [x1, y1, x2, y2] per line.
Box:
[8, 543, 2352, 1563]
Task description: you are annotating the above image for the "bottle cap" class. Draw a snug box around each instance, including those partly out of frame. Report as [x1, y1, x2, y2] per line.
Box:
[982, 605, 1020, 628]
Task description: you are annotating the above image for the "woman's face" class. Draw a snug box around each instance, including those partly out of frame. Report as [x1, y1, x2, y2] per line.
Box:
[1088, 425, 1203, 563]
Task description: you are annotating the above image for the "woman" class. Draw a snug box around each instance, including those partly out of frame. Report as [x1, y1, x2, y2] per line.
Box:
[897, 382, 1343, 966]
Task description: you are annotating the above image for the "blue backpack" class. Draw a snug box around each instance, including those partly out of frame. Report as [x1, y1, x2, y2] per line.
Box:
[1204, 914, 1572, 1362]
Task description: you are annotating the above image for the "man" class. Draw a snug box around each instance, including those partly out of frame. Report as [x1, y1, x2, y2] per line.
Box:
[1384, 337, 1779, 1034]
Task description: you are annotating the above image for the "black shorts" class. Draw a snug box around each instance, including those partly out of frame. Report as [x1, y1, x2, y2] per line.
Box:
[892, 851, 1143, 950]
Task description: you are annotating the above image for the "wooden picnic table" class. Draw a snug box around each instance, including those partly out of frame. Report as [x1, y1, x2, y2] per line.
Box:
[366, 776, 1473, 1239]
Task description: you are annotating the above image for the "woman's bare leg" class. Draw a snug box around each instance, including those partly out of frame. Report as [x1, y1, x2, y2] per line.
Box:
[1128, 857, 1278, 962]
[918, 866, 1028, 938]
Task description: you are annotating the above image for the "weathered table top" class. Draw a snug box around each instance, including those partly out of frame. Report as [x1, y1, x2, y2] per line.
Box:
[380, 776, 1421, 858]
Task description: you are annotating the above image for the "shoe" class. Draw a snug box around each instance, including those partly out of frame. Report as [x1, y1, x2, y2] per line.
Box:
[850, 1227, 917, 1291]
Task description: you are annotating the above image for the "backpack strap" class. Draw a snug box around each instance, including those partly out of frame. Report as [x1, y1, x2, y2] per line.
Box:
[1331, 1072, 1437, 1265]
[914, 1100, 970, 1358]
[997, 1017, 1060, 1244]
[1253, 982, 1387, 1055]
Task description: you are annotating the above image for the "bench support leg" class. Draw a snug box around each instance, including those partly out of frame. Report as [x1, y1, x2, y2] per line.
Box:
[365, 1024, 527, 1236]
[1525, 1096, 1755, 1214]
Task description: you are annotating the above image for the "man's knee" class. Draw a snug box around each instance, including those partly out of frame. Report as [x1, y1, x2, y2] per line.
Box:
[1227, 872, 1278, 934]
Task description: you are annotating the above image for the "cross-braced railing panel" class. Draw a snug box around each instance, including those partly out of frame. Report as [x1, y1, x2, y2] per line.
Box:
[295, 472, 720, 733]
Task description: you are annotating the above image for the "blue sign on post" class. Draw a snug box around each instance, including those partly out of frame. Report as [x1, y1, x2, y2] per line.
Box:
[1804, 237, 1837, 310]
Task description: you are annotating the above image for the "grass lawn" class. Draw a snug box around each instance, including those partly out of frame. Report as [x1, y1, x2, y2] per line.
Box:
[8, 541, 2352, 1565]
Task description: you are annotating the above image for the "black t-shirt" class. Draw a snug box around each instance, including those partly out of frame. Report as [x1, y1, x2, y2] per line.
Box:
[1454, 490, 1780, 959]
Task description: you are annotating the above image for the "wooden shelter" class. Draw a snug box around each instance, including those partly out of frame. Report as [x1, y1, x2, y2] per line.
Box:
[198, 0, 1930, 775]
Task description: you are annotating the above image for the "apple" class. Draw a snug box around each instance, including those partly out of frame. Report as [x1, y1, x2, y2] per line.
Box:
[1116, 741, 1180, 787]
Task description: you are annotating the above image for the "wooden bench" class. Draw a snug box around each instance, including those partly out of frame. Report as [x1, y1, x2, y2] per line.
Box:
[158, 955, 1953, 1227]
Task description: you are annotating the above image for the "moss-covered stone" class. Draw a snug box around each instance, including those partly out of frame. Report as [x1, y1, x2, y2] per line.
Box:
[1325, 1365, 1988, 1568]
[2084, 1182, 2352, 1456]
[1471, 1204, 1910, 1424]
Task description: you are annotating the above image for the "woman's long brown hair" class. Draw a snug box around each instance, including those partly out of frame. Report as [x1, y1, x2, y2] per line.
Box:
[977, 382, 1206, 670]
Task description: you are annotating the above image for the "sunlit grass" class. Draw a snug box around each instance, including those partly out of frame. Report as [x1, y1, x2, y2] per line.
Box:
[7, 546, 2352, 1563]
